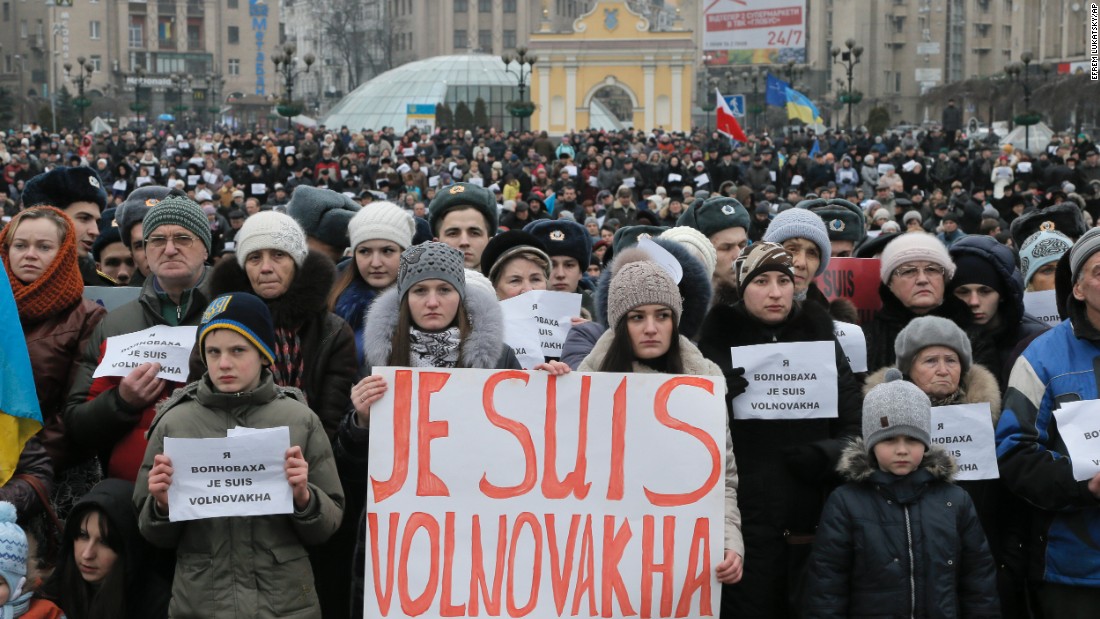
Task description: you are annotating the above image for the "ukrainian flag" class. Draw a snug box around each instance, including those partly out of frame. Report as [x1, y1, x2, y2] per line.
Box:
[0, 271, 42, 485]
[785, 87, 824, 125]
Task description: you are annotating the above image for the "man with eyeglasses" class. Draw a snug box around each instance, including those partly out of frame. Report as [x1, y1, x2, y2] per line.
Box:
[863, 233, 971, 373]
[115, 186, 188, 288]
[65, 195, 214, 482]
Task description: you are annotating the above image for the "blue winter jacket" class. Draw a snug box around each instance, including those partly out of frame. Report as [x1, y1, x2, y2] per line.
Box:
[996, 302, 1100, 586]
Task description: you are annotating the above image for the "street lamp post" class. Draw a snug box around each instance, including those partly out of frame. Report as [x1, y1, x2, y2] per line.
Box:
[171, 74, 190, 128]
[64, 56, 94, 130]
[205, 73, 224, 132]
[129, 66, 146, 128]
[271, 43, 315, 131]
[501, 47, 537, 133]
[831, 38, 864, 134]
[739, 67, 763, 133]
[1005, 52, 1052, 153]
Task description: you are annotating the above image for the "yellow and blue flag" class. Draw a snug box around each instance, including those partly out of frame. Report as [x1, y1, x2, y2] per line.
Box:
[0, 272, 42, 485]
[785, 87, 824, 125]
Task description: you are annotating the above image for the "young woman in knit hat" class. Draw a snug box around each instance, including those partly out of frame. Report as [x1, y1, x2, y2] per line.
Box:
[576, 249, 744, 588]
[1, 206, 107, 518]
[136, 293, 343, 618]
[188, 210, 357, 441]
[328, 201, 417, 364]
[696, 242, 863, 618]
[337, 242, 568, 617]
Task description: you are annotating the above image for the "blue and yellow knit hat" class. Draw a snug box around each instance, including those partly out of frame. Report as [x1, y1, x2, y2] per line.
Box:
[198, 293, 276, 366]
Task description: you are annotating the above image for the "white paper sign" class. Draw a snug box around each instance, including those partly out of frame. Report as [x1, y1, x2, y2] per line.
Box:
[931, 403, 999, 481]
[769, 171, 777, 181]
[587, 176, 599, 187]
[402, 147, 415, 157]
[1017, 161, 1032, 173]
[1053, 400, 1100, 481]
[428, 175, 440, 187]
[136, 176, 153, 187]
[499, 290, 582, 366]
[365, 367, 726, 619]
[93, 325, 197, 382]
[163, 426, 293, 521]
[112, 179, 127, 191]
[622, 177, 636, 188]
[203, 171, 219, 185]
[469, 177, 484, 187]
[731, 341, 838, 420]
[668, 173, 682, 182]
[396, 163, 411, 175]
[638, 236, 683, 284]
[187, 174, 200, 186]
[877, 164, 893, 175]
[284, 145, 296, 155]
[1024, 289, 1061, 327]
[694, 173, 710, 186]
[251, 183, 267, 195]
[832, 321, 867, 373]
[564, 164, 578, 176]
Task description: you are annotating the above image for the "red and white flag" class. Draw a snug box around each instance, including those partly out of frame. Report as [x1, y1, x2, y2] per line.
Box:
[716, 88, 748, 142]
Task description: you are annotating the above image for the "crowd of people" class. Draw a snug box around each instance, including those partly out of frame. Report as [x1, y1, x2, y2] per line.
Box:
[0, 117, 1098, 618]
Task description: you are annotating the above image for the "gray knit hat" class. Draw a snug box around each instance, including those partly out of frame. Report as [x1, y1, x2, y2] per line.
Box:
[894, 315, 972, 375]
[397, 241, 466, 301]
[286, 185, 361, 252]
[1069, 226, 1100, 282]
[863, 368, 932, 455]
[763, 208, 831, 276]
[235, 211, 308, 268]
[143, 195, 213, 253]
[607, 250, 683, 329]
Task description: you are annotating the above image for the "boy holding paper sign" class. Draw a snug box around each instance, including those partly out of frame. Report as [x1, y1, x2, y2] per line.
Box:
[134, 293, 343, 618]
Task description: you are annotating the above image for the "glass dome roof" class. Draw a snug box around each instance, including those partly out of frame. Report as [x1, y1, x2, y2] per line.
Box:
[323, 54, 522, 132]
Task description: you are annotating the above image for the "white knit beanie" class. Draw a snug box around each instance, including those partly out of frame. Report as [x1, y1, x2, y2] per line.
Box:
[348, 200, 416, 251]
[879, 232, 955, 284]
[235, 211, 308, 268]
[660, 226, 718, 278]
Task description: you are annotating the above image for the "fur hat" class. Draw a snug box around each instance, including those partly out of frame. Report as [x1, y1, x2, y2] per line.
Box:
[286, 186, 361, 252]
[0, 502, 27, 599]
[763, 208, 831, 276]
[21, 166, 108, 211]
[660, 226, 718, 278]
[348, 201, 415, 251]
[894, 315, 972, 375]
[199, 293, 277, 367]
[804, 198, 867, 244]
[428, 182, 498, 236]
[397, 241, 466, 301]
[606, 250, 683, 329]
[523, 219, 591, 268]
[734, 242, 793, 288]
[879, 232, 955, 284]
[902, 210, 923, 226]
[1009, 202, 1087, 248]
[1020, 229, 1072, 286]
[234, 211, 308, 268]
[115, 185, 186, 247]
[611, 225, 669, 255]
[863, 368, 932, 456]
[143, 195, 213, 253]
[676, 196, 750, 238]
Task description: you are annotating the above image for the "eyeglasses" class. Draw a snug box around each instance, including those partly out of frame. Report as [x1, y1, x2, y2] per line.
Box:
[893, 265, 946, 280]
[146, 234, 196, 250]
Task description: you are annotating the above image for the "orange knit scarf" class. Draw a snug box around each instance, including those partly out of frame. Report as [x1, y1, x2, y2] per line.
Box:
[1, 206, 85, 323]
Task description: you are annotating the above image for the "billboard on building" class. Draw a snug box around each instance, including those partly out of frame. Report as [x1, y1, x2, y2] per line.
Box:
[702, 0, 807, 66]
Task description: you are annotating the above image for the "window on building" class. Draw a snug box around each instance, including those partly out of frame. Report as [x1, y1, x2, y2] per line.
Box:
[228, 25, 239, 44]
[454, 29, 467, 48]
[4, 55, 11, 73]
[503, 30, 516, 49]
[228, 0, 238, 8]
[187, 18, 202, 50]
[228, 58, 240, 75]
[157, 16, 174, 49]
[129, 17, 144, 47]
[478, 0, 491, 11]
[2, 2, 8, 21]
[90, 20, 101, 39]
[503, 0, 515, 12]
[455, 0, 467, 11]
[19, 18, 26, 38]
[478, 29, 491, 51]
[89, 55, 102, 72]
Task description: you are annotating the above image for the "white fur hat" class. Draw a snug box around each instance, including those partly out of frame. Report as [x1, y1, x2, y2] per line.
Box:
[348, 200, 415, 251]
[235, 211, 308, 268]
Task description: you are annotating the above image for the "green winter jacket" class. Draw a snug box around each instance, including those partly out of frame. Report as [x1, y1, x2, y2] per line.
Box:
[133, 371, 344, 618]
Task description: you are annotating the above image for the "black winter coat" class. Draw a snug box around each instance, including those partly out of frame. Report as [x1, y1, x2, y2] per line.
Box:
[698, 300, 863, 617]
[804, 441, 1000, 618]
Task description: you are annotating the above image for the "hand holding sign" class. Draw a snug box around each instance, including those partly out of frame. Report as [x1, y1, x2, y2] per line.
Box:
[285, 445, 310, 510]
[351, 374, 389, 427]
[119, 362, 166, 408]
[149, 454, 174, 513]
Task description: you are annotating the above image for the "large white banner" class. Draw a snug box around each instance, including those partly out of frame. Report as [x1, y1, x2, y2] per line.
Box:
[365, 367, 727, 618]
[702, 0, 807, 65]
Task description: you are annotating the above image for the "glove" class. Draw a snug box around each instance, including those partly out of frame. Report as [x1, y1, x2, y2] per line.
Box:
[782, 444, 831, 484]
[723, 366, 748, 407]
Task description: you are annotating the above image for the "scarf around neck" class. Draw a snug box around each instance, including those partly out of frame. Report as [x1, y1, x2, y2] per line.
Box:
[1, 207, 83, 323]
[408, 326, 460, 368]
